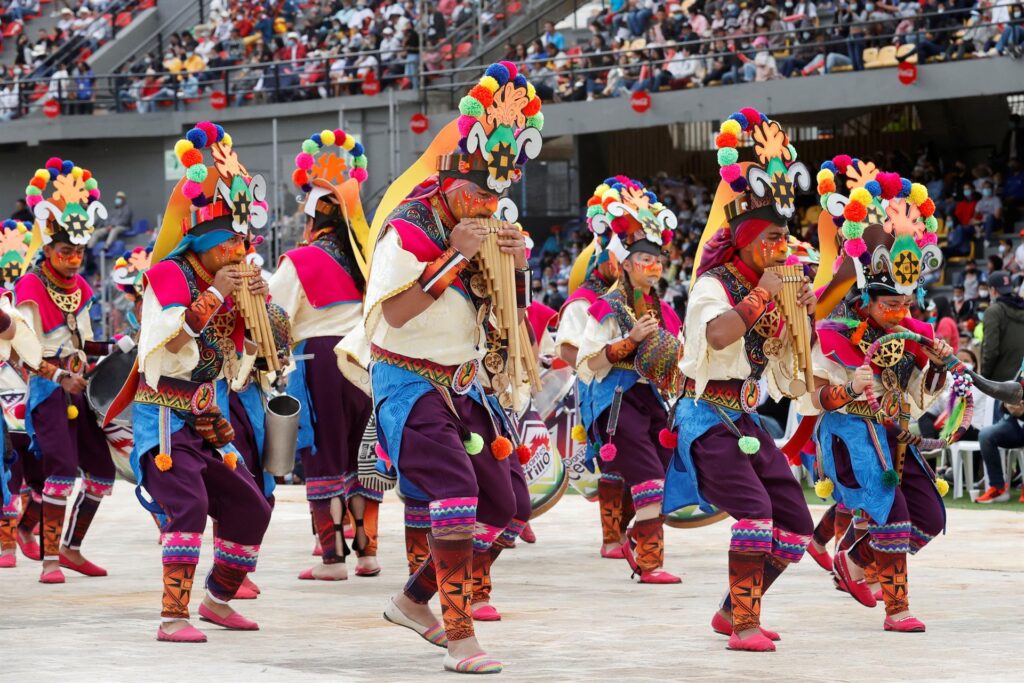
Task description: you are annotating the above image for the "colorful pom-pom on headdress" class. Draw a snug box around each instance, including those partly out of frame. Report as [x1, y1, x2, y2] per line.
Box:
[24, 159, 105, 246]
[153, 122, 268, 264]
[0, 219, 33, 288]
[439, 61, 544, 195]
[715, 107, 810, 226]
[292, 127, 368, 196]
[818, 156, 941, 297]
[586, 176, 675, 258]
[112, 246, 153, 296]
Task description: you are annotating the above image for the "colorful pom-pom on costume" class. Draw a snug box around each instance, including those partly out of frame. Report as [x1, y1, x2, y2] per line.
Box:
[599, 443, 618, 462]
[155, 453, 173, 472]
[571, 424, 587, 443]
[491, 436, 513, 461]
[464, 432, 484, 455]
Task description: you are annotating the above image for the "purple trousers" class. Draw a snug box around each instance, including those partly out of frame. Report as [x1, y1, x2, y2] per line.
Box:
[595, 383, 672, 501]
[300, 335, 373, 501]
[829, 432, 944, 554]
[141, 426, 271, 546]
[227, 390, 273, 505]
[33, 388, 114, 496]
[398, 390, 515, 531]
[691, 414, 813, 556]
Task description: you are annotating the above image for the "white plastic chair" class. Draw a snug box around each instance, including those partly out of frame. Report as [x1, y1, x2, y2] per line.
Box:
[949, 395, 997, 498]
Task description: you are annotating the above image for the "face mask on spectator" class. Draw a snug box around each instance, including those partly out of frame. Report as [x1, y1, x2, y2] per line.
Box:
[755, 16, 765, 26]
[962, 362, 974, 371]
[982, 188, 992, 197]
[865, 3, 875, 11]
[963, 188, 973, 198]
[979, 289, 989, 299]
[954, 293, 964, 302]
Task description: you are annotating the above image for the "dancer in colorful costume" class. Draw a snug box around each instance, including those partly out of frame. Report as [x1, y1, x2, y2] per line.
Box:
[115, 122, 274, 642]
[663, 108, 816, 652]
[0, 219, 42, 568]
[555, 185, 632, 559]
[575, 176, 682, 583]
[370, 60, 543, 674]
[810, 157, 952, 632]
[16, 159, 119, 584]
[271, 127, 381, 580]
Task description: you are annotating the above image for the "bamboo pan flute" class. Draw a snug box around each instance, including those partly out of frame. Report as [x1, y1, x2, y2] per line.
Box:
[236, 263, 282, 373]
[765, 264, 814, 396]
[477, 219, 542, 411]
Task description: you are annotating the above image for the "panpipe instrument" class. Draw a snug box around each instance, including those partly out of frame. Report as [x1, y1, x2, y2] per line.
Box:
[476, 218, 542, 411]
[765, 264, 814, 396]
[236, 262, 282, 373]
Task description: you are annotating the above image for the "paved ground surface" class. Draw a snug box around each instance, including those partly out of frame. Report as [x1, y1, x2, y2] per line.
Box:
[2, 482, 1022, 682]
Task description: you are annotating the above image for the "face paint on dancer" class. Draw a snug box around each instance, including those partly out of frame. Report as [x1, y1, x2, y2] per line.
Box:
[624, 252, 662, 289]
[44, 243, 86, 278]
[752, 227, 790, 272]
[444, 179, 499, 220]
[866, 294, 912, 328]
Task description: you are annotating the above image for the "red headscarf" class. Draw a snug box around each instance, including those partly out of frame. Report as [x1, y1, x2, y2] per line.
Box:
[696, 217, 774, 277]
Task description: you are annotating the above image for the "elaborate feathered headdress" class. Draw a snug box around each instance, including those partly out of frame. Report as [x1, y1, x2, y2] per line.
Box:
[442, 61, 544, 195]
[692, 107, 811, 282]
[815, 155, 940, 311]
[291, 127, 371, 277]
[0, 220, 32, 289]
[153, 121, 268, 263]
[24, 158, 106, 247]
[112, 246, 152, 297]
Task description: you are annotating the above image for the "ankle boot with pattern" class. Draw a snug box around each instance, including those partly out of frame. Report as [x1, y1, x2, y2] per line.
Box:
[597, 477, 624, 546]
[41, 499, 66, 561]
[430, 536, 475, 642]
[875, 551, 909, 616]
[162, 562, 197, 620]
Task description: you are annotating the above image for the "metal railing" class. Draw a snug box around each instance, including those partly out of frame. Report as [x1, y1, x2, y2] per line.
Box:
[24, 0, 141, 80]
[0, 9, 1015, 120]
[113, 0, 209, 73]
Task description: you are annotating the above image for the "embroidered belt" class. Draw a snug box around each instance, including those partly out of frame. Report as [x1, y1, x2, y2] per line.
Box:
[135, 377, 217, 416]
[843, 400, 883, 420]
[370, 344, 478, 396]
[44, 354, 85, 374]
[683, 377, 760, 413]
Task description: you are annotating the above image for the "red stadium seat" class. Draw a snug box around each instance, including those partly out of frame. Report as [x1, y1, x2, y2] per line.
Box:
[507, 1, 523, 14]
[138, 0, 156, 8]
[455, 41, 472, 58]
[115, 12, 132, 28]
[2, 22, 23, 39]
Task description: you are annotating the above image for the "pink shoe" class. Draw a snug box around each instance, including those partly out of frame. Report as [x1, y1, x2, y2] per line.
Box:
[727, 631, 776, 652]
[298, 566, 347, 581]
[884, 615, 926, 632]
[832, 551, 877, 608]
[17, 534, 40, 561]
[472, 603, 502, 621]
[806, 543, 833, 572]
[343, 525, 355, 540]
[157, 624, 208, 643]
[234, 582, 259, 600]
[710, 611, 781, 642]
[519, 523, 536, 544]
[60, 554, 108, 577]
[39, 568, 66, 584]
[355, 565, 381, 577]
[637, 569, 682, 584]
[0, 553, 15, 568]
[197, 603, 259, 631]
[600, 542, 627, 559]
[873, 589, 883, 602]
[312, 541, 323, 557]
[242, 576, 261, 594]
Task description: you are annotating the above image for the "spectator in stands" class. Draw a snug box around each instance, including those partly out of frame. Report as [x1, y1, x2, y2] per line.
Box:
[975, 180, 1005, 242]
[963, 261, 982, 300]
[542, 21, 565, 51]
[72, 63, 95, 116]
[952, 284, 977, 323]
[4, 0, 38, 21]
[927, 296, 960, 351]
[542, 281, 565, 310]
[90, 190, 133, 252]
[953, 182, 979, 227]
[981, 270, 1024, 381]
[976, 398, 1024, 503]
[10, 199, 32, 223]
[993, 0, 1024, 57]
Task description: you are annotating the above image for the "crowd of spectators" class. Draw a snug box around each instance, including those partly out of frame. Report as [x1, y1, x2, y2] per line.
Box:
[0, 0, 144, 119]
[64, 0, 515, 113]
[499, 0, 1024, 103]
